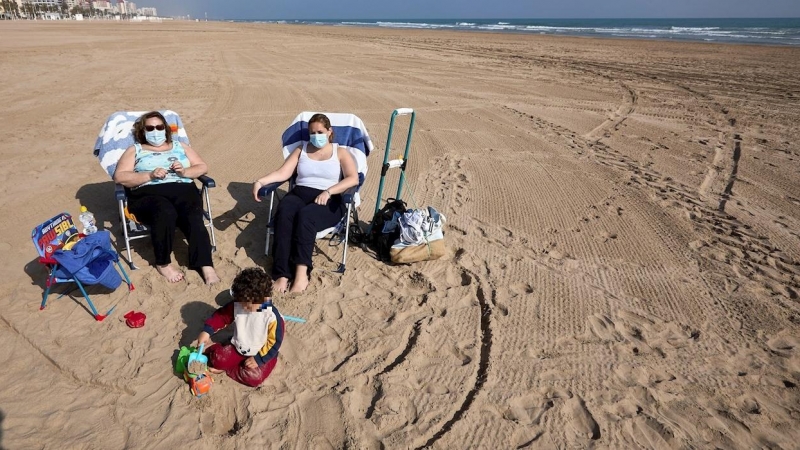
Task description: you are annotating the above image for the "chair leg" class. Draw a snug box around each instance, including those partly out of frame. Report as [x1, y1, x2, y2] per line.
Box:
[41, 266, 57, 310]
[265, 191, 275, 256]
[119, 199, 138, 269]
[335, 203, 353, 274]
[203, 186, 217, 252]
[73, 278, 101, 319]
[116, 260, 135, 291]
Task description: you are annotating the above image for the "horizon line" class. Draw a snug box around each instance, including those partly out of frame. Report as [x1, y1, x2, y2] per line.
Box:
[217, 17, 800, 21]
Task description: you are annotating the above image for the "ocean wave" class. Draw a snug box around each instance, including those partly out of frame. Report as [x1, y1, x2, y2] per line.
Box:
[375, 21, 455, 29]
[671, 26, 721, 31]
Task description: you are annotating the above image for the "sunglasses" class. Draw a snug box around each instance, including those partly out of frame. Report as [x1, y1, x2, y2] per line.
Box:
[144, 124, 166, 132]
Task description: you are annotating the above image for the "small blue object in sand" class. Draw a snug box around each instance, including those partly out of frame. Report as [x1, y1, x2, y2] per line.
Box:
[282, 314, 306, 323]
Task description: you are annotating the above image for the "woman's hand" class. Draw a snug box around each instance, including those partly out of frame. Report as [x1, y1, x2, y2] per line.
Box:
[315, 190, 332, 205]
[151, 167, 169, 180]
[252, 181, 263, 202]
[244, 357, 258, 369]
[170, 161, 185, 177]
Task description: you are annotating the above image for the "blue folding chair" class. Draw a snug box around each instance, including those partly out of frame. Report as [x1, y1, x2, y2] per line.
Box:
[258, 112, 374, 273]
[93, 110, 217, 269]
[32, 213, 134, 321]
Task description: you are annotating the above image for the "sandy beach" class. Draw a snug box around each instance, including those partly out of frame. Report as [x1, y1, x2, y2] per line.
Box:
[1, 20, 799, 449]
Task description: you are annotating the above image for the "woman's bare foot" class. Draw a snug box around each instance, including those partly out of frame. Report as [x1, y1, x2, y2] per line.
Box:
[156, 264, 184, 283]
[274, 277, 289, 294]
[201, 266, 220, 285]
[289, 275, 309, 293]
[208, 367, 224, 374]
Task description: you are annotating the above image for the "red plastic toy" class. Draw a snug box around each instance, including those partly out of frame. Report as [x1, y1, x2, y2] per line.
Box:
[124, 311, 146, 328]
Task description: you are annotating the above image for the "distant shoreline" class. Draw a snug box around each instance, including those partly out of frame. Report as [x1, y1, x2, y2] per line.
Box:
[224, 17, 800, 47]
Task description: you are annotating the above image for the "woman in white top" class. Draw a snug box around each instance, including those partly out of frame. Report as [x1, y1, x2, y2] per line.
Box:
[253, 113, 359, 293]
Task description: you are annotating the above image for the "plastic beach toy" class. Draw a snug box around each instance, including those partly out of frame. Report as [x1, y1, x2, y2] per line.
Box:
[175, 346, 194, 373]
[186, 342, 208, 376]
[123, 311, 146, 328]
[183, 343, 213, 397]
[188, 372, 213, 397]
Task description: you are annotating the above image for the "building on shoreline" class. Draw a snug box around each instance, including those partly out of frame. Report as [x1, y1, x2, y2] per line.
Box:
[1, 0, 159, 19]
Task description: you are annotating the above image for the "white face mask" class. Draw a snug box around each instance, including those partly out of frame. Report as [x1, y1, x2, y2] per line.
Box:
[145, 129, 167, 146]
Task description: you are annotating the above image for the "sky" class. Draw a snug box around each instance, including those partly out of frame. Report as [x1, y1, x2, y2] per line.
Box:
[146, 0, 800, 20]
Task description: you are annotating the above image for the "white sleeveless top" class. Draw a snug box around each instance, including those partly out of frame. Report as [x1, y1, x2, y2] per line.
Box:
[295, 143, 341, 190]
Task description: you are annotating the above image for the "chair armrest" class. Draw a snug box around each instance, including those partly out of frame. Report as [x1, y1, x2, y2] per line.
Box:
[342, 184, 360, 204]
[115, 183, 127, 201]
[258, 182, 285, 199]
[198, 175, 216, 188]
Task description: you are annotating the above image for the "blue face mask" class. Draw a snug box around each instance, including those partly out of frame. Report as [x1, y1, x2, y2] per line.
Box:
[309, 133, 328, 148]
[145, 130, 167, 146]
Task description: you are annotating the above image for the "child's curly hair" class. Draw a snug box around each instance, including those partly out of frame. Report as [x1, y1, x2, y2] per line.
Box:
[231, 267, 273, 303]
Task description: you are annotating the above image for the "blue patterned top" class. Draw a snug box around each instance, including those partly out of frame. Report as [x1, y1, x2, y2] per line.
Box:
[133, 141, 193, 188]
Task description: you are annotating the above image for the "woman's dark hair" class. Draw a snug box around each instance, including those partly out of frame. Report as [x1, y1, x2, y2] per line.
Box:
[132, 111, 173, 145]
[231, 267, 273, 303]
[308, 113, 335, 143]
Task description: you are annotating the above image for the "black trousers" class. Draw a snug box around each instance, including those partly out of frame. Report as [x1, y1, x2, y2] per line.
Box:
[127, 182, 213, 268]
[272, 185, 344, 279]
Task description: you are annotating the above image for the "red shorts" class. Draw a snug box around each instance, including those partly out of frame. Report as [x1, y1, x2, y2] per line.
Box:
[207, 342, 278, 387]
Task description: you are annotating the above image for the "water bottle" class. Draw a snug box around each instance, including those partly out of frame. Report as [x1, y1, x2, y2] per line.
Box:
[78, 206, 98, 235]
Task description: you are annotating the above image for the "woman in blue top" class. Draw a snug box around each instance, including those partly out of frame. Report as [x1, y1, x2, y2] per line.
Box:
[113, 111, 219, 285]
[252, 113, 359, 293]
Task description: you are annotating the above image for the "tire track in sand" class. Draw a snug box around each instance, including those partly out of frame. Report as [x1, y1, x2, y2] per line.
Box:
[413, 275, 493, 450]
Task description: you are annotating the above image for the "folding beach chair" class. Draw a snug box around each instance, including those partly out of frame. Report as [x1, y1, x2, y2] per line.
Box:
[93, 110, 217, 269]
[32, 213, 134, 321]
[258, 112, 373, 273]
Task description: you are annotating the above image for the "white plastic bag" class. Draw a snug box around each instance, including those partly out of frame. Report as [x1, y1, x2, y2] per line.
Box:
[398, 206, 446, 246]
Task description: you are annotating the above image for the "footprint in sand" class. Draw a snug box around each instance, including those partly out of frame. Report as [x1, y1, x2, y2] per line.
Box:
[563, 395, 600, 441]
[503, 394, 553, 427]
[447, 343, 472, 366]
[621, 414, 675, 448]
[373, 395, 419, 435]
[307, 323, 356, 374]
[323, 301, 343, 321]
[344, 375, 376, 419]
[424, 383, 450, 395]
[585, 313, 624, 342]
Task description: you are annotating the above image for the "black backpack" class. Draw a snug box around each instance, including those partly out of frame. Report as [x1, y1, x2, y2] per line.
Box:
[367, 198, 407, 261]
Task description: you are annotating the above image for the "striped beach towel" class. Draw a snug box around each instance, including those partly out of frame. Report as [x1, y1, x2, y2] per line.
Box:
[281, 112, 374, 188]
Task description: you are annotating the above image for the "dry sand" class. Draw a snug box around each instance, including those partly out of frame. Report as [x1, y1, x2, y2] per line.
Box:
[1, 21, 799, 449]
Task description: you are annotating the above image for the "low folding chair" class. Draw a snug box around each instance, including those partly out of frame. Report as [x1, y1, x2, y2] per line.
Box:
[93, 110, 217, 269]
[258, 112, 373, 273]
[32, 213, 133, 321]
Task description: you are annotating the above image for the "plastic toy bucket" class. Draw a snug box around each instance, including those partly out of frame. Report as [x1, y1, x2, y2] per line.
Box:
[175, 346, 194, 373]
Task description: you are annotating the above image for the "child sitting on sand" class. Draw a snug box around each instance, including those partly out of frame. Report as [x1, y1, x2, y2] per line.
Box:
[193, 267, 284, 387]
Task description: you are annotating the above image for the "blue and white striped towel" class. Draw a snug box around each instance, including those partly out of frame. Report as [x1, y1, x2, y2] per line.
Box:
[281, 112, 373, 185]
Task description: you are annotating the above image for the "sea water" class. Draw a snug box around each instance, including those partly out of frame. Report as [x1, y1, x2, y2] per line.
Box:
[240, 18, 800, 46]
